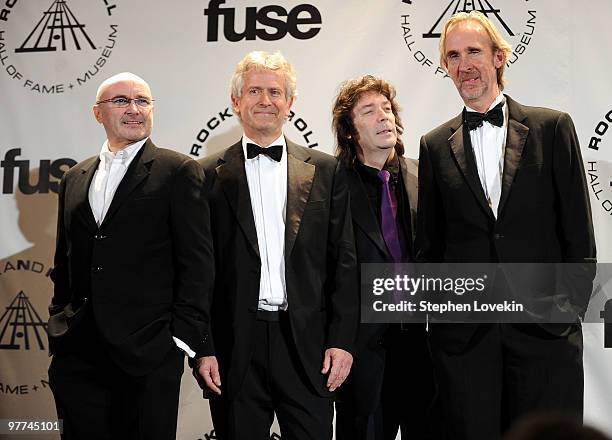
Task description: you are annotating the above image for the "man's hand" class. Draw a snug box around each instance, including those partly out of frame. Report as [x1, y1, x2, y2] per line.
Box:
[321, 347, 353, 392]
[195, 355, 222, 395]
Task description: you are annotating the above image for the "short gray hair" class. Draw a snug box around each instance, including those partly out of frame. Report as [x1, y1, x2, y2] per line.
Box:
[230, 51, 297, 100]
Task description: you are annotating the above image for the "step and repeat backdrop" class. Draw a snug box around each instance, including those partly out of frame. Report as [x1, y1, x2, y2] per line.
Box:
[1, 1, 612, 439]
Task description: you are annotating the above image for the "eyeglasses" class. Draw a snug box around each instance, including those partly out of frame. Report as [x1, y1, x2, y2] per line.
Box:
[96, 96, 155, 108]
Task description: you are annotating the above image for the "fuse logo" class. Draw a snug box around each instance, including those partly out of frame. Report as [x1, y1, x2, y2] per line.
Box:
[1, 148, 76, 194]
[204, 0, 322, 42]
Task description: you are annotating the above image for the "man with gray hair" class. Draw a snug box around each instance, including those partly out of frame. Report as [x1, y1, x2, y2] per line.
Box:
[417, 11, 595, 439]
[48, 72, 213, 439]
[196, 51, 358, 439]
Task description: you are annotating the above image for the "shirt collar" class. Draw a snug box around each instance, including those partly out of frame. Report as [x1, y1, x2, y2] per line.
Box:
[356, 151, 400, 182]
[99, 138, 148, 165]
[242, 133, 287, 162]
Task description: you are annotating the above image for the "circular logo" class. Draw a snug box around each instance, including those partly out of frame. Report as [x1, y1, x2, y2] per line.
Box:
[0, 0, 119, 95]
[586, 109, 612, 217]
[399, 0, 538, 79]
[188, 107, 320, 158]
[0, 255, 55, 412]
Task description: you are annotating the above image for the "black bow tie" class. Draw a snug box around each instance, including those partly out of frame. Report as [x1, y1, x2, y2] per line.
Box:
[464, 102, 504, 130]
[246, 143, 283, 162]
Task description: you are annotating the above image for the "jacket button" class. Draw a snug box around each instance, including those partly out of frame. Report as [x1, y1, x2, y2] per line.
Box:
[94, 234, 107, 240]
[494, 233, 504, 240]
[92, 266, 103, 273]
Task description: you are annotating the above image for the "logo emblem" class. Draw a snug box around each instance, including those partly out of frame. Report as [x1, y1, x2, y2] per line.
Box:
[0, 291, 48, 351]
[422, 0, 515, 39]
[0, 0, 119, 95]
[15, 0, 96, 53]
[1, 148, 77, 195]
[188, 108, 320, 158]
[586, 109, 612, 218]
[399, 0, 537, 79]
[203, 0, 322, 42]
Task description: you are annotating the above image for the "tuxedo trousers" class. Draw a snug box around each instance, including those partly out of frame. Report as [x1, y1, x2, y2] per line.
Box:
[430, 322, 583, 440]
[210, 311, 333, 440]
[48, 311, 184, 440]
[335, 324, 436, 440]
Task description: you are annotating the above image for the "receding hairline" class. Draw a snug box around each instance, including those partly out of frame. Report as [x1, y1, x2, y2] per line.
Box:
[445, 18, 494, 49]
[460, 17, 490, 31]
[95, 72, 151, 102]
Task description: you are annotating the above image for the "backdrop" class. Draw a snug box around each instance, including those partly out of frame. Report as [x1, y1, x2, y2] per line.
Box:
[1, 1, 612, 439]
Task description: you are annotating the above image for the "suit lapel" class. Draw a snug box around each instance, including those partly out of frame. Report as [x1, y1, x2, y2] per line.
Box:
[399, 157, 418, 243]
[498, 96, 529, 216]
[217, 141, 260, 258]
[346, 168, 389, 257]
[100, 139, 153, 228]
[72, 156, 99, 232]
[285, 141, 315, 258]
[448, 116, 495, 220]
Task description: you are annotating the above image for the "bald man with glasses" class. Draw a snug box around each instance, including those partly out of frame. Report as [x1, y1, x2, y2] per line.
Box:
[47, 72, 213, 440]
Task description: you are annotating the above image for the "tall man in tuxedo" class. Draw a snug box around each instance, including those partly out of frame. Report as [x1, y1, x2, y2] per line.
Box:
[196, 51, 358, 440]
[332, 75, 434, 440]
[48, 72, 212, 440]
[417, 11, 596, 439]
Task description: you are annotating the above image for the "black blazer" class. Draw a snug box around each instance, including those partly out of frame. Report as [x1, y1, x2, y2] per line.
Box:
[200, 139, 358, 398]
[348, 156, 418, 267]
[416, 96, 596, 347]
[49, 139, 213, 375]
[342, 156, 419, 413]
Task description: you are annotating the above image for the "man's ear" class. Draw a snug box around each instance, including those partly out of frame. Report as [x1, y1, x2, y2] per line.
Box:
[92, 105, 102, 123]
[230, 95, 240, 116]
[493, 48, 504, 69]
[284, 95, 295, 119]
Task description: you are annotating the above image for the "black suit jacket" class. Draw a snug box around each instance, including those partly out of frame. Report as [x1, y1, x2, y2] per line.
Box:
[200, 139, 358, 398]
[417, 96, 596, 347]
[348, 157, 418, 266]
[342, 156, 420, 413]
[49, 139, 213, 376]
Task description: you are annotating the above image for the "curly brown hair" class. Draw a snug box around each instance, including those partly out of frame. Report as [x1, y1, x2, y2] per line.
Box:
[332, 75, 404, 168]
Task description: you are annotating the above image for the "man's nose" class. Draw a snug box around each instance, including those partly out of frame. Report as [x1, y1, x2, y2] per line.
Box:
[458, 55, 473, 71]
[125, 99, 140, 112]
[258, 91, 272, 106]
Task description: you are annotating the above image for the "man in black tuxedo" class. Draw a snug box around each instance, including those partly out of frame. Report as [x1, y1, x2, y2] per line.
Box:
[48, 72, 212, 440]
[331, 75, 434, 440]
[417, 11, 596, 440]
[196, 51, 358, 440]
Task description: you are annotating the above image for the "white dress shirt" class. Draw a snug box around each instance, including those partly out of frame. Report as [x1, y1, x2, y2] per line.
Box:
[89, 139, 146, 225]
[466, 93, 508, 218]
[242, 134, 288, 311]
[88, 138, 196, 358]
